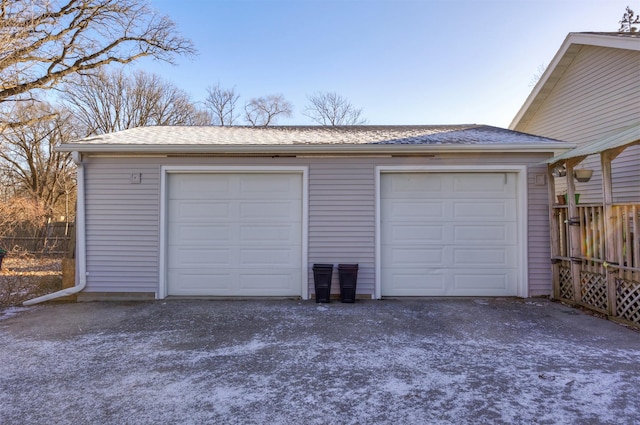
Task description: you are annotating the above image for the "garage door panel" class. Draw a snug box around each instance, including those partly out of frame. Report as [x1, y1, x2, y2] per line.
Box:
[384, 247, 444, 265]
[452, 248, 511, 266]
[384, 224, 445, 243]
[452, 173, 514, 194]
[382, 173, 444, 194]
[169, 248, 230, 267]
[453, 224, 515, 243]
[453, 272, 516, 292]
[381, 172, 519, 297]
[240, 225, 297, 242]
[239, 272, 298, 292]
[383, 272, 445, 293]
[169, 271, 234, 295]
[240, 248, 298, 266]
[239, 174, 299, 196]
[169, 225, 230, 244]
[382, 201, 444, 218]
[169, 270, 300, 295]
[167, 172, 302, 297]
[453, 201, 515, 219]
[169, 174, 232, 198]
[239, 201, 301, 221]
[169, 201, 231, 220]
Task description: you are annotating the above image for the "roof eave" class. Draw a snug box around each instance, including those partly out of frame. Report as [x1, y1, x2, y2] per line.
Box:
[57, 142, 575, 155]
[544, 122, 640, 165]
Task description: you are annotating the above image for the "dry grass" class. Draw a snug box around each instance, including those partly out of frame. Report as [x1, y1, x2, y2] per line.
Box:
[0, 254, 62, 307]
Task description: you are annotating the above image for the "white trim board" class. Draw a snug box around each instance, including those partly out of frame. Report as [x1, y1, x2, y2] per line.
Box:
[374, 165, 529, 299]
[158, 165, 309, 299]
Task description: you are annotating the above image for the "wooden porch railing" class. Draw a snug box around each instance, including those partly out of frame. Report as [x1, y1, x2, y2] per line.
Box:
[551, 203, 640, 327]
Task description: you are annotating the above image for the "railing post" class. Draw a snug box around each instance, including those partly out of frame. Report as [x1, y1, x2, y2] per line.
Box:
[566, 159, 583, 305]
[601, 151, 618, 316]
[548, 164, 561, 299]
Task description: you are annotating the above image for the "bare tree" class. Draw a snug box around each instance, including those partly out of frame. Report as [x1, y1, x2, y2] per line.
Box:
[303, 91, 367, 126]
[0, 0, 194, 126]
[528, 64, 547, 87]
[62, 69, 210, 135]
[619, 6, 640, 32]
[0, 196, 48, 240]
[0, 100, 77, 218]
[244, 95, 292, 127]
[205, 83, 240, 126]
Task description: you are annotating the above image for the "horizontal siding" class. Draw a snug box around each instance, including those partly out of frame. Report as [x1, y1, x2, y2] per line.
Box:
[308, 161, 376, 297]
[84, 159, 160, 293]
[527, 164, 552, 296]
[519, 45, 640, 203]
[611, 145, 640, 203]
[554, 146, 640, 204]
[523, 48, 639, 139]
[82, 153, 554, 298]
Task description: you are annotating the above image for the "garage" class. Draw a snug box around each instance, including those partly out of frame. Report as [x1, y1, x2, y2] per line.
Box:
[380, 171, 520, 296]
[166, 171, 304, 297]
[44, 125, 570, 303]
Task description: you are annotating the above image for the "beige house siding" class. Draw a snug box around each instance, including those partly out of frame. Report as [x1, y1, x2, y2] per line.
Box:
[513, 45, 640, 203]
[81, 153, 553, 298]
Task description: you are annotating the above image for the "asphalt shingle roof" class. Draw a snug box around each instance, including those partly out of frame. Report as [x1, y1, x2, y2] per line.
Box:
[70, 124, 566, 147]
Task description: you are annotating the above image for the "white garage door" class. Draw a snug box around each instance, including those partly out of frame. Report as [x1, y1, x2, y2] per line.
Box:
[167, 173, 302, 296]
[381, 172, 519, 296]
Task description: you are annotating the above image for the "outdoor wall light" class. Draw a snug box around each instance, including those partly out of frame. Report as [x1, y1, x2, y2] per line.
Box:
[574, 169, 593, 182]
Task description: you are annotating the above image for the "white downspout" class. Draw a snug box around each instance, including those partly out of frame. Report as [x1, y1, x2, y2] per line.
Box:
[24, 152, 87, 305]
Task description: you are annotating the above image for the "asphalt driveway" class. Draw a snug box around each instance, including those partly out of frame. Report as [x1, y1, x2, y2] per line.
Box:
[1, 298, 639, 424]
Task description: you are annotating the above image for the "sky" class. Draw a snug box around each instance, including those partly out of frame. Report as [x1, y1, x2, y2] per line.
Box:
[135, 0, 635, 128]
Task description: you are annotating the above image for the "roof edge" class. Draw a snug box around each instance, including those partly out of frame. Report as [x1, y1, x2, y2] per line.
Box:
[57, 142, 575, 155]
[567, 32, 640, 51]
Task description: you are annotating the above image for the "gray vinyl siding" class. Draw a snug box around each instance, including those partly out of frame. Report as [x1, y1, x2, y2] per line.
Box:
[84, 158, 161, 293]
[308, 161, 375, 296]
[515, 45, 640, 203]
[81, 152, 554, 297]
[526, 163, 553, 296]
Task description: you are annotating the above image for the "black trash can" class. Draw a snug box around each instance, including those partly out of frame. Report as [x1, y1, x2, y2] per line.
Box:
[313, 263, 333, 303]
[338, 264, 358, 303]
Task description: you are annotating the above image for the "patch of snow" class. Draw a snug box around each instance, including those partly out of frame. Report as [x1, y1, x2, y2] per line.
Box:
[0, 307, 30, 321]
[210, 338, 270, 357]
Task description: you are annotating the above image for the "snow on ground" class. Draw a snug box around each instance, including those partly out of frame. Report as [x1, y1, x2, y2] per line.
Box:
[0, 306, 31, 321]
[0, 299, 639, 424]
